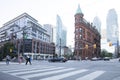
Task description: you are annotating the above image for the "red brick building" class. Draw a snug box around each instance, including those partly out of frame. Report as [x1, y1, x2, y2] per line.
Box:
[74, 5, 101, 60]
[16, 39, 55, 60]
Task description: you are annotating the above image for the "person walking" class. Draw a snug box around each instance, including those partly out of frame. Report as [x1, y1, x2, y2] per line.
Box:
[6, 55, 10, 65]
[19, 56, 22, 64]
[25, 55, 31, 65]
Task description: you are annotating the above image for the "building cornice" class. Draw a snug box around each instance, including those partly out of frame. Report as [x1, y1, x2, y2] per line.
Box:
[3, 13, 38, 26]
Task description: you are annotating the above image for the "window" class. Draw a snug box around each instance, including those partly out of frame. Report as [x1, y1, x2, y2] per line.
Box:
[80, 28, 82, 33]
[32, 28, 37, 33]
[32, 33, 36, 37]
[75, 28, 79, 32]
[76, 35, 78, 39]
[80, 34, 82, 39]
[80, 18, 82, 22]
[38, 32, 42, 35]
[80, 44, 83, 48]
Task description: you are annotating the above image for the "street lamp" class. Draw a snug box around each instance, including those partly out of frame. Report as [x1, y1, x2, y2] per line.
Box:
[117, 38, 119, 57]
[21, 26, 31, 56]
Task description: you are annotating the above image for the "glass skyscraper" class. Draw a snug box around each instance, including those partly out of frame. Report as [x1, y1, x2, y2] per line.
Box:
[106, 8, 119, 44]
[56, 15, 67, 56]
[93, 16, 101, 34]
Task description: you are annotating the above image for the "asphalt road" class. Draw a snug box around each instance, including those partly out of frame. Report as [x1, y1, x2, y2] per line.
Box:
[0, 59, 120, 80]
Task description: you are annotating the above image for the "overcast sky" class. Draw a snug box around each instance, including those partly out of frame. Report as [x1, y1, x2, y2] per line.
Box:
[0, 0, 120, 47]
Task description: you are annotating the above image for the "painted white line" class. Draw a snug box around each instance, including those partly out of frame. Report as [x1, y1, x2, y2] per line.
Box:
[3, 66, 53, 73]
[12, 67, 64, 75]
[40, 69, 88, 80]
[76, 71, 105, 80]
[1, 65, 51, 71]
[20, 68, 75, 79]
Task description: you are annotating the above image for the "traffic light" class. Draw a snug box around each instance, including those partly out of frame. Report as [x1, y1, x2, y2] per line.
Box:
[85, 44, 88, 49]
[93, 44, 96, 48]
[109, 42, 112, 46]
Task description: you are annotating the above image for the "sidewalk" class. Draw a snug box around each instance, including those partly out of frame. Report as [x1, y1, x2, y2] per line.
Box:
[110, 58, 119, 62]
[0, 60, 40, 65]
[113, 77, 120, 80]
[0, 61, 24, 65]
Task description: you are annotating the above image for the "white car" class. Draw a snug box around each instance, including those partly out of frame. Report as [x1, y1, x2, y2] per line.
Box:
[91, 57, 98, 61]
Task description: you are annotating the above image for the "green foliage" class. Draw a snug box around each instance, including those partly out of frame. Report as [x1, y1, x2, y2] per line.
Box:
[53, 53, 58, 58]
[63, 54, 74, 59]
[107, 52, 113, 58]
[0, 45, 4, 61]
[101, 49, 113, 58]
[2, 42, 17, 59]
[0, 53, 3, 61]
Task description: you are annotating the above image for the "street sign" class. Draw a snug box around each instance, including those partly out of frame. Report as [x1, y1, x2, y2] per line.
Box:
[112, 43, 118, 46]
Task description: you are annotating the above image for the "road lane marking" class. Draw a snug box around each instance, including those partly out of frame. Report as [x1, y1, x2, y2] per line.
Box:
[76, 71, 105, 80]
[40, 69, 88, 80]
[20, 68, 75, 79]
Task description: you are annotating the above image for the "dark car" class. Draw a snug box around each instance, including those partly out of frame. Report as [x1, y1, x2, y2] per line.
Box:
[48, 57, 67, 62]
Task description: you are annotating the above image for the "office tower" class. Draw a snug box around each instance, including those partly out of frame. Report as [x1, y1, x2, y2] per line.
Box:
[56, 15, 67, 56]
[93, 16, 101, 34]
[106, 9, 118, 43]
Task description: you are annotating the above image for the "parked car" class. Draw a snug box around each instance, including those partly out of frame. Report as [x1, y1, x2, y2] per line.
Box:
[48, 57, 67, 62]
[103, 57, 110, 61]
[91, 57, 98, 61]
[97, 57, 103, 60]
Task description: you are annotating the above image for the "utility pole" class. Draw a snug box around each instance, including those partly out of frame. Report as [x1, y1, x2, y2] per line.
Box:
[116, 31, 119, 58]
[17, 40, 20, 62]
[22, 27, 26, 56]
[22, 30, 25, 56]
[117, 39, 119, 57]
[60, 38, 61, 57]
[22, 26, 30, 56]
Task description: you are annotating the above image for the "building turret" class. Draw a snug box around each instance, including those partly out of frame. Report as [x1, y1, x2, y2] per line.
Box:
[75, 4, 84, 17]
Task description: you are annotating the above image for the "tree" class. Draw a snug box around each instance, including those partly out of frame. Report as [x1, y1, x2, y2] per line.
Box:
[101, 49, 113, 58]
[53, 53, 58, 58]
[107, 52, 113, 58]
[100, 49, 108, 58]
[3, 42, 17, 59]
[0, 46, 4, 61]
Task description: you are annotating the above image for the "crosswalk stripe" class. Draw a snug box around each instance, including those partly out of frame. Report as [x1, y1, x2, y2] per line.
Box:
[11, 67, 65, 75]
[0, 65, 50, 71]
[40, 69, 88, 80]
[0, 64, 106, 80]
[2, 66, 54, 73]
[76, 71, 105, 80]
[20, 68, 75, 79]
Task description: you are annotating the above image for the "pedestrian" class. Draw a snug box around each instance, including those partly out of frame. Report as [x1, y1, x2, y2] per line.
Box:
[25, 55, 31, 65]
[6, 55, 10, 65]
[19, 56, 22, 64]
